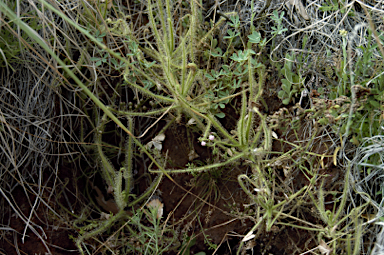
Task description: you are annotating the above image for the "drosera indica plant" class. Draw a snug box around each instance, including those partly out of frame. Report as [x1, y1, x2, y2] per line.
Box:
[109, 4, 301, 248]
[24, 0, 278, 251]
[7, 0, 383, 252]
[111, 2, 288, 176]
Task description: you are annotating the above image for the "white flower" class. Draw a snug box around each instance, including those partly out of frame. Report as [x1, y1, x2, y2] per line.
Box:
[146, 133, 165, 150]
[242, 230, 255, 242]
[186, 118, 196, 126]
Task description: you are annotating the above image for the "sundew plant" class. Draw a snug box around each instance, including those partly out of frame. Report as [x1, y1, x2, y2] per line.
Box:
[1, 0, 384, 254]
